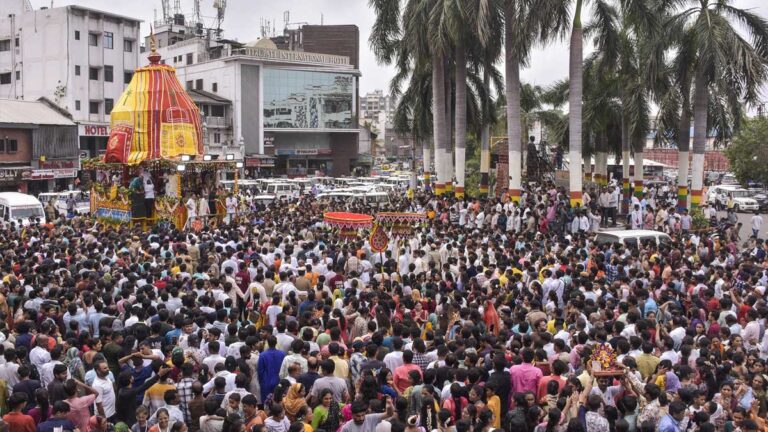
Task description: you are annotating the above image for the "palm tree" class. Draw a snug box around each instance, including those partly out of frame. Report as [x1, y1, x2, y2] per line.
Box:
[505, 0, 524, 202]
[568, 0, 585, 206]
[391, 64, 433, 191]
[370, 0, 437, 191]
[504, 0, 569, 202]
[584, 0, 669, 212]
[468, 0, 504, 197]
[670, 0, 768, 208]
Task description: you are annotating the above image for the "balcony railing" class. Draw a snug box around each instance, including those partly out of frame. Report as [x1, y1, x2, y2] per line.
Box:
[203, 116, 232, 128]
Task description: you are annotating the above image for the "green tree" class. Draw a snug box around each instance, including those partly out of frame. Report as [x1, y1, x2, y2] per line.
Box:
[670, 0, 768, 208]
[725, 116, 768, 187]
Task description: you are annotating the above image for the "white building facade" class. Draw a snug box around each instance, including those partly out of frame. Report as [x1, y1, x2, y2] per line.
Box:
[156, 37, 361, 177]
[0, 1, 141, 160]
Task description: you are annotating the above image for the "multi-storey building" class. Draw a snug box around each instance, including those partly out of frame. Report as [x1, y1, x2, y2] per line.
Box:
[152, 18, 362, 177]
[0, 1, 141, 162]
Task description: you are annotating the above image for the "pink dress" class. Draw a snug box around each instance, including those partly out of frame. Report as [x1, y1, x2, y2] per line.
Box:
[66, 394, 97, 432]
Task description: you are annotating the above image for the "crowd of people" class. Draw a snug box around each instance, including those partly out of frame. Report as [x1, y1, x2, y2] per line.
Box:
[0, 179, 767, 432]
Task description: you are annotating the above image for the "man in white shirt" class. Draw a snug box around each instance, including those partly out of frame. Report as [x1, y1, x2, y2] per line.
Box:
[459, 205, 468, 226]
[29, 335, 51, 378]
[599, 188, 611, 226]
[383, 339, 405, 373]
[184, 193, 197, 229]
[397, 248, 410, 276]
[143, 170, 155, 218]
[40, 347, 70, 387]
[751, 212, 764, 238]
[630, 204, 643, 230]
[202, 341, 226, 372]
[608, 186, 620, 226]
[743, 309, 761, 350]
[225, 193, 238, 224]
[92, 360, 116, 420]
[0, 350, 20, 387]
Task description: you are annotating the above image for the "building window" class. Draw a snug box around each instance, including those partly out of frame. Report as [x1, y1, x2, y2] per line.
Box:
[103, 32, 113, 49]
[124, 71, 133, 84]
[0, 40, 9, 52]
[105, 98, 114, 114]
[15, 71, 19, 80]
[213, 133, 221, 144]
[75, 65, 81, 76]
[186, 53, 193, 65]
[74, 30, 80, 40]
[88, 33, 98, 46]
[123, 39, 133, 52]
[89, 101, 100, 115]
[0, 140, 4, 152]
[212, 82, 218, 93]
[104, 65, 113, 82]
[89, 67, 99, 80]
[186, 81, 193, 90]
[6, 139, 17, 154]
[263, 68, 354, 129]
[75, 100, 81, 111]
[0, 73, 10, 85]
[14, 38, 18, 47]
[195, 79, 203, 90]
[211, 105, 225, 117]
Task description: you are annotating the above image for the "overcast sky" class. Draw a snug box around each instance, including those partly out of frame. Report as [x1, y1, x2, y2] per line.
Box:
[45, 0, 768, 101]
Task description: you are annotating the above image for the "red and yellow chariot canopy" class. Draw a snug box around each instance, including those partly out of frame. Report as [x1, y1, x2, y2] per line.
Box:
[105, 49, 203, 165]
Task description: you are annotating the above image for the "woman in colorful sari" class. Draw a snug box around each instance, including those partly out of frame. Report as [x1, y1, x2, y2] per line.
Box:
[63, 347, 85, 382]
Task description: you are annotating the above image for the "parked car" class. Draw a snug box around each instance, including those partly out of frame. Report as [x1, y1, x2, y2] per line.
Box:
[595, 230, 672, 248]
[750, 191, 768, 212]
[707, 185, 759, 212]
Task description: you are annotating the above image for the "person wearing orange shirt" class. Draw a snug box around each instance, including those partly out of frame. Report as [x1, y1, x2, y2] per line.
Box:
[3, 393, 35, 432]
[243, 394, 264, 430]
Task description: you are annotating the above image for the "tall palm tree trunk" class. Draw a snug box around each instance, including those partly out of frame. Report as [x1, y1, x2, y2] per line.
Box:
[444, 62, 454, 195]
[621, 115, 630, 214]
[634, 137, 644, 199]
[480, 70, 491, 196]
[454, 40, 467, 198]
[432, 55, 447, 196]
[568, 0, 584, 207]
[410, 138, 418, 192]
[596, 133, 607, 187]
[423, 138, 432, 191]
[691, 67, 707, 209]
[505, 0, 522, 202]
[677, 105, 691, 211]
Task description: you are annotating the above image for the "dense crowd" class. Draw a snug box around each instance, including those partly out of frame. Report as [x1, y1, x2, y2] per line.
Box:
[1, 180, 768, 432]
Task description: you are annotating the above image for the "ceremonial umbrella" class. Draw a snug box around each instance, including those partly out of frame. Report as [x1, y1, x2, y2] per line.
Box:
[323, 212, 374, 239]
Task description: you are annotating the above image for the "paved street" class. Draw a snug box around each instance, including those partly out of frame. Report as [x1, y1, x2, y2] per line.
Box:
[728, 210, 765, 241]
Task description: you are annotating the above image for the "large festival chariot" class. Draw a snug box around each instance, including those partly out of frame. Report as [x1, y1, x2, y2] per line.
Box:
[86, 34, 238, 229]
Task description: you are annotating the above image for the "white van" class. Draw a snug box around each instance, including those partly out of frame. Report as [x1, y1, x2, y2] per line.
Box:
[317, 191, 358, 203]
[264, 182, 299, 199]
[594, 229, 672, 248]
[363, 191, 391, 209]
[0, 192, 46, 226]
